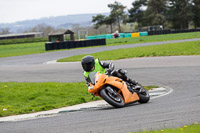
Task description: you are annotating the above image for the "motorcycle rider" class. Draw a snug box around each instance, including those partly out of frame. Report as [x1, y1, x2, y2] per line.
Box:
[81, 55, 138, 88]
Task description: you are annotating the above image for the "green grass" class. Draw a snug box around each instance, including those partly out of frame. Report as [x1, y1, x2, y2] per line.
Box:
[0, 82, 98, 117]
[58, 41, 200, 62]
[132, 123, 200, 133]
[0, 82, 154, 117]
[0, 42, 46, 58]
[0, 37, 48, 45]
[0, 32, 200, 58]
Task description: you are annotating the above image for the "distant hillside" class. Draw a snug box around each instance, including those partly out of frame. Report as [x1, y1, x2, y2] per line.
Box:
[0, 13, 109, 33]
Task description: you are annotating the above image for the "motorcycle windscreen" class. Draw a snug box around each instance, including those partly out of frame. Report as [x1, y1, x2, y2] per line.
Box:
[88, 72, 97, 85]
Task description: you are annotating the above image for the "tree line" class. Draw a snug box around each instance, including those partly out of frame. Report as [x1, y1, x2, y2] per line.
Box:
[92, 0, 200, 33]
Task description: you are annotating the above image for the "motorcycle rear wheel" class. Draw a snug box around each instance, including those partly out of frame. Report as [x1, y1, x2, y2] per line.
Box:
[100, 88, 125, 108]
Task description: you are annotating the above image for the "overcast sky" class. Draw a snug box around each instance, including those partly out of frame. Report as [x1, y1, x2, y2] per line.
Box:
[0, 0, 134, 24]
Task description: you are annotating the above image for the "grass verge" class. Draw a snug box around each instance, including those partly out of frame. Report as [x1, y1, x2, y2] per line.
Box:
[58, 41, 200, 62]
[0, 82, 154, 117]
[132, 123, 200, 133]
[0, 32, 200, 58]
[0, 42, 46, 58]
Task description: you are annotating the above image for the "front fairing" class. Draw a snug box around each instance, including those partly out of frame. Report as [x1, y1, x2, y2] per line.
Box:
[88, 72, 139, 104]
[88, 72, 107, 96]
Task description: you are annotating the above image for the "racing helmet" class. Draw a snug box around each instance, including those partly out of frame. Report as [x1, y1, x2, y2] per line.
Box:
[81, 55, 95, 72]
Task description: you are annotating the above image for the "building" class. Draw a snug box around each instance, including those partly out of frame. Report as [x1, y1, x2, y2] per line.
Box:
[48, 30, 75, 42]
[0, 32, 43, 40]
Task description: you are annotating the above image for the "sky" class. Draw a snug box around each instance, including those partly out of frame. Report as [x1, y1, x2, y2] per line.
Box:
[0, 0, 134, 24]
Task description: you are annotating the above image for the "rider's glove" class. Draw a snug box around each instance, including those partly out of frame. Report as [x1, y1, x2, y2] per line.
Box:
[106, 69, 112, 74]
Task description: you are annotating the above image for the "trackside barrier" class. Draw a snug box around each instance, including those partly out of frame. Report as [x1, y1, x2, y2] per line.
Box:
[139, 32, 148, 36]
[119, 33, 125, 38]
[88, 36, 97, 39]
[45, 39, 106, 51]
[87, 32, 147, 40]
[148, 28, 200, 35]
[87, 28, 200, 40]
[105, 34, 113, 39]
[131, 32, 140, 37]
[125, 33, 132, 38]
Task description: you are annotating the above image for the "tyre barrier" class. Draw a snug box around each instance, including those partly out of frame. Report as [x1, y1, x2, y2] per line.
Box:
[148, 28, 200, 36]
[45, 39, 106, 51]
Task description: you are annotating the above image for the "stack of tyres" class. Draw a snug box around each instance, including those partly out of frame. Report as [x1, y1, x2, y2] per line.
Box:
[97, 39, 105, 46]
[74, 41, 78, 48]
[64, 41, 70, 49]
[67, 41, 72, 49]
[84, 40, 88, 47]
[85, 40, 90, 47]
[100, 39, 104, 45]
[45, 43, 52, 51]
[50, 43, 55, 50]
[101, 39, 106, 45]
[54, 42, 60, 50]
[97, 39, 102, 46]
[74, 41, 79, 48]
[70, 41, 76, 49]
[87, 40, 93, 46]
[91, 40, 96, 46]
[95, 39, 100, 46]
[60, 42, 65, 49]
[93, 39, 97, 46]
[79, 41, 84, 47]
[45, 39, 106, 51]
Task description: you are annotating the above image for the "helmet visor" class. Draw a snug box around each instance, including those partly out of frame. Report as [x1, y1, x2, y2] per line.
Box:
[82, 62, 93, 72]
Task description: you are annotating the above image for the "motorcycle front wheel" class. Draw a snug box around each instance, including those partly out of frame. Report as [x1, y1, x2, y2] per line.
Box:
[100, 88, 125, 108]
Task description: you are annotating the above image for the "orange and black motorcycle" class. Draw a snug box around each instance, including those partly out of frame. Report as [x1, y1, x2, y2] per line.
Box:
[88, 71, 150, 108]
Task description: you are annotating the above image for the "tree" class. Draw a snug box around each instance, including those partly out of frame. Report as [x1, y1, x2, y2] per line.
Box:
[167, 0, 193, 29]
[92, 14, 106, 30]
[128, 0, 147, 27]
[103, 15, 116, 33]
[92, 14, 116, 33]
[192, 0, 200, 28]
[144, 0, 168, 27]
[28, 24, 55, 36]
[108, 1, 127, 32]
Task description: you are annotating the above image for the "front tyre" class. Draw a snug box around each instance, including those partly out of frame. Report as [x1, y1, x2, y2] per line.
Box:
[100, 88, 125, 108]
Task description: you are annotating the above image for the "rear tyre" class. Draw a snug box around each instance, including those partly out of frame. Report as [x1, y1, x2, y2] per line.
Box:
[100, 88, 125, 108]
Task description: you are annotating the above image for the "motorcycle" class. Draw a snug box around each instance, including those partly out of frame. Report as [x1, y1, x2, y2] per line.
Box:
[88, 71, 150, 108]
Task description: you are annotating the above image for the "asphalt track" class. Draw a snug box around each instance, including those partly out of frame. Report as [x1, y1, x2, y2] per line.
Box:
[0, 39, 200, 133]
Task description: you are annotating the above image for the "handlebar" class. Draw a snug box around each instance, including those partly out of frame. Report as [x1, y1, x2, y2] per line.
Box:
[105, 69, 112, 76]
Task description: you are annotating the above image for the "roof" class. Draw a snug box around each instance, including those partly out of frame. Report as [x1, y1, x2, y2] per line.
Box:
[48, 30, 74, 36]
[0, 32, 43, 38]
